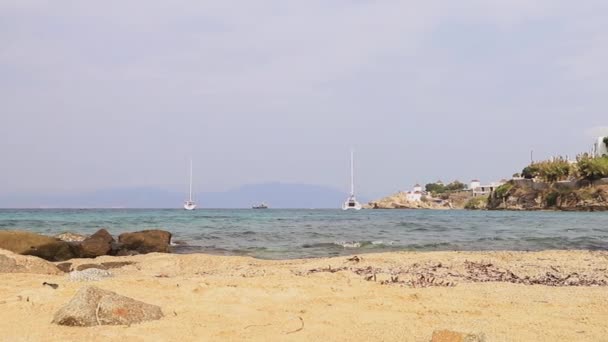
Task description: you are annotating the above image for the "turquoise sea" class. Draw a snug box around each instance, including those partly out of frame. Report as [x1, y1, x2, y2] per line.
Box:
[0, 209, 607, 259]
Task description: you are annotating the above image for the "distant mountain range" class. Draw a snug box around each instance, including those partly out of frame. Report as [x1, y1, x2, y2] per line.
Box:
[0, 183, 365, 209]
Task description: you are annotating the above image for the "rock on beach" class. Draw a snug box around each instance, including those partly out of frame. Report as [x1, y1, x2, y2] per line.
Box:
[117, 230, 172, 254]
[52, 286, 163, 327]
[0, 249, 62, 275]
[78, 229, 114, 258]
[0, 231, 78, 261]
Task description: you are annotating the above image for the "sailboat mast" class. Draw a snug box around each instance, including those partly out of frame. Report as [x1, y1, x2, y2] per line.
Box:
[350, 150, 355, 196]
[189, 158, 193, 202]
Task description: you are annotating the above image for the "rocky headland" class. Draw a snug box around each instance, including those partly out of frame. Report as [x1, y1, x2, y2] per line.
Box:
[486, 179, 608, 211]
[365, 192, 454, 210]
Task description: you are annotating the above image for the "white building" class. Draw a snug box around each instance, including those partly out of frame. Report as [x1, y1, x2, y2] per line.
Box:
[470, 179, 505, 197]
[594, 136, 608, 157]
[406, 184, 424, 202]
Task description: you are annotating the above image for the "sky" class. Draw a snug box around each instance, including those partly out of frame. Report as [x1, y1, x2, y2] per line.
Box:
[1, 0, 608, 200]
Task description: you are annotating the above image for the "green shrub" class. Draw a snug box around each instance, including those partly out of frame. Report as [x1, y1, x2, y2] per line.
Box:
[577, 155, 608, 181]
[445, 181, 466, 192]
[464, 196, 487, 210]
[522, 157, 573, 182]
[425, 183, 445, 194]
[545, 191, 559, 206]
[426, 181, 465, 194]
[522, 164, 540, 179]
[538, 158, 573, 182]
[494, 183, 513, 199]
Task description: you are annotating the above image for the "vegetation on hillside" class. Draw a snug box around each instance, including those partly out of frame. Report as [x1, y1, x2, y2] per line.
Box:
[487, 181, 608, 211]
[521, 157, 573, 182]
[520, 155, 608, 183]
[577, 155, 608, 181]
[494, 183, 513, 199]
[424, 181, 466, 195]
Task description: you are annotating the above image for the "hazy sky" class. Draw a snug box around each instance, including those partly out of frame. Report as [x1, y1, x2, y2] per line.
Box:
[1, 1, 607, 198]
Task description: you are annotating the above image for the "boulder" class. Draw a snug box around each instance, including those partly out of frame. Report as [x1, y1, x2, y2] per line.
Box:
[78, 229, 114, 258]
[52, 286, 163, 326]
[117, 230, 172, 254]
[0, 249, 62, 275]
[0, 230, 78, 261]
[55, 232, 87, 242]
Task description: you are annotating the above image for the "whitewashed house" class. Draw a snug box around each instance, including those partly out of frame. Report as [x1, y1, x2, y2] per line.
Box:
[594, 136, 608, 157]
[470, 179, 505, 197]
[406, 184, 424, 202]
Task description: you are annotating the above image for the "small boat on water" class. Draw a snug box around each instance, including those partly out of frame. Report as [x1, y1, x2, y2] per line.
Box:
[252, 202, 269, 209]
[342, 150, 362, 210]
[184, 159, 197, 210]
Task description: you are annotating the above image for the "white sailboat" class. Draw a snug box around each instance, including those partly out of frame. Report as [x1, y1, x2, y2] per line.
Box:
[184, 159, 197, 210]
[342, 150, 362, 210]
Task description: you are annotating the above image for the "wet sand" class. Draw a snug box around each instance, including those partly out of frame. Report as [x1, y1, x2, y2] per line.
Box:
[1, 250, 607, 341]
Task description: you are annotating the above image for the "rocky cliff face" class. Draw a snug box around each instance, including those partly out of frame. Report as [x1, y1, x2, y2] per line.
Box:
[487, 181, 608, 211]
[365, 192, 452, 209]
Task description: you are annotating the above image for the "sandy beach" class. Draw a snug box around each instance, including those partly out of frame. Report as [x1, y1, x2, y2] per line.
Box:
[1, 250, 607, 341]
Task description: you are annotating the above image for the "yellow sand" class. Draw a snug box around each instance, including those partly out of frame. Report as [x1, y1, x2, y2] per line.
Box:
[1, 251, 607, 341]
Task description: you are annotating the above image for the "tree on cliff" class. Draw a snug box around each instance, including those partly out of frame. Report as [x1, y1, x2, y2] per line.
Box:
[425, 183, 445, 194]
[445, 181, 466, 191]
[426, 181, 465, 194]
[522, 164, 540, 179]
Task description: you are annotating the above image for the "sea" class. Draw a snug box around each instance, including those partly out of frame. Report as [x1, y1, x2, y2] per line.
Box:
[1, 209, 607, 259]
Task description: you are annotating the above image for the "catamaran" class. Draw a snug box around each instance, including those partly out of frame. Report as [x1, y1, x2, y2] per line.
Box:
[342, 150, 362, 210]
[184, 159, 197, 210]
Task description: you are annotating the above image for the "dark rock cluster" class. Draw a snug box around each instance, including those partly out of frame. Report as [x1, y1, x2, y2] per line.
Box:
[0, 229, 172, 262]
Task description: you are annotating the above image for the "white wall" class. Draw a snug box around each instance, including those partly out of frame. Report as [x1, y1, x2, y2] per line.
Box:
[595, 137, 608, 157]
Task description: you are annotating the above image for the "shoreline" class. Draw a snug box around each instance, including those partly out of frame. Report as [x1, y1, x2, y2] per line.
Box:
[2, 249, 607, 341]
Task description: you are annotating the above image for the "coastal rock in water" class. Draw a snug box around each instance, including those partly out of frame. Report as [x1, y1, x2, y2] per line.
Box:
[117, 230, 172, 254]
[78, 229, 114, 258]
[55, 232, 87, 242]
[366, 192, 452, 210]
[430, 330, 485, 342]
[0, 249, 63, 275]
[52, 286, 163, 326]
[0, 230, 78, 261]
